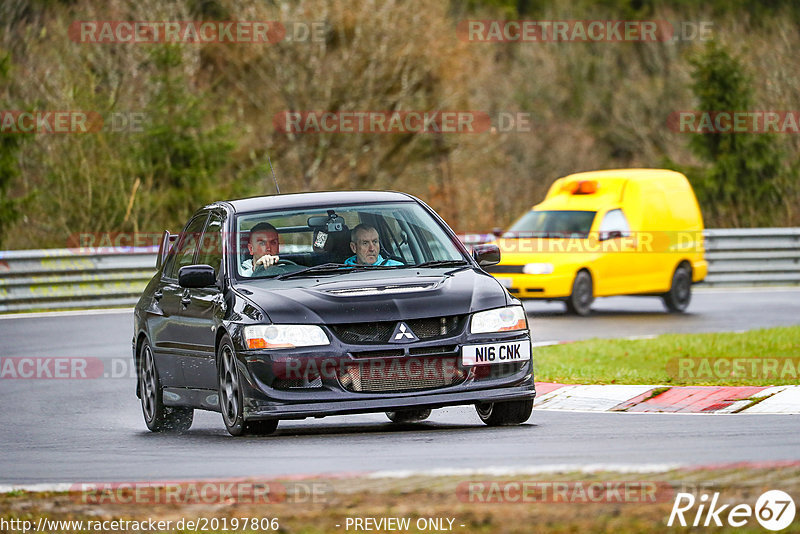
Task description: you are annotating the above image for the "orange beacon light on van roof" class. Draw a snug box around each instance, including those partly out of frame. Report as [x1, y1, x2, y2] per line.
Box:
[562, 180, 598, 195]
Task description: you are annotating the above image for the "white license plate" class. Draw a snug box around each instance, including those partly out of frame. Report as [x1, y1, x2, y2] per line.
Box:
[462, 341, 531, 366]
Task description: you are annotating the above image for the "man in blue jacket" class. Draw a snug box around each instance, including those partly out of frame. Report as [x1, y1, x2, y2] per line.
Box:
[345, 224, 403, 266]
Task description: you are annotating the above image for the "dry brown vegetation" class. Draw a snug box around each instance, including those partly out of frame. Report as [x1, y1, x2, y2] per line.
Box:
[1, 0, 799, 249]
[2, 465, 799, 533]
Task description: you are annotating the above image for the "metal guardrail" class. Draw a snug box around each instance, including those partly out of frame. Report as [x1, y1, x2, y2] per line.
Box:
[1, 228, 798, 312]
[703, 228, 800, 286]
[0, 248, 158, 313]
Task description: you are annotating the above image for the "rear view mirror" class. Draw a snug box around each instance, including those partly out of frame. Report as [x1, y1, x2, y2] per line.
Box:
[472, 244, 500, 267]
[308, 214, 345, 233]
[178, 265, 217, 288]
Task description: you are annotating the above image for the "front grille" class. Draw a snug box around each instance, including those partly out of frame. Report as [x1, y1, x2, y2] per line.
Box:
[406, 316, 464, 339]
[409, 345, 458, 356]
[350, 348, 405, 359]
[330, 322, 396, 344]
[338, 356, 466, 393]
[330, 316, 466, 344]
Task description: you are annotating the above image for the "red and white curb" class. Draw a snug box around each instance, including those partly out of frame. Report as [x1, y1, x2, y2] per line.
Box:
[533, 383, 800, 414]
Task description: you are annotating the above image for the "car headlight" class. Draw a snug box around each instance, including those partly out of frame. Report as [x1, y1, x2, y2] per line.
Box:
[243, 325, 330, 349]
[470, 305, 527, 334]
[523, 262, 554, 274]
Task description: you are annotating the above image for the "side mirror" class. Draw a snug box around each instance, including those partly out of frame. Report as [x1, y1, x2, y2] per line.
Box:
[178, 265, 217, 288]
[472, 243, 500, 267]
[600, 230, 623, 241]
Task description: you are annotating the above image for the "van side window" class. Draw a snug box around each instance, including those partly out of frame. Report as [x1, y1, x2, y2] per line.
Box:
[599, 209, 631, 240]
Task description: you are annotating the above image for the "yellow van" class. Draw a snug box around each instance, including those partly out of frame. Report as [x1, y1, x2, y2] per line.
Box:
[487, 169, 707, 315]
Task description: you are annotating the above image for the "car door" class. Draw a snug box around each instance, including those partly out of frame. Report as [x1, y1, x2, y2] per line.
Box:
[151, 212, 209, 386]
[592, 208, 640, 295]
[180, 211, 225, 390]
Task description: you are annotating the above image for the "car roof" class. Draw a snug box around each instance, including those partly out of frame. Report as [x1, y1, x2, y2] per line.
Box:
[212, 190, 416, 214]
[559, 168, 684, 181]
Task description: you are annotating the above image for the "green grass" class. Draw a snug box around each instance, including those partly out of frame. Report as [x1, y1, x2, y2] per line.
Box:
[534, 326, 800, 386]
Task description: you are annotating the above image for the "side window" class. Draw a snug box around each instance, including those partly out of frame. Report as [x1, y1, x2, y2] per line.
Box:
[196, 213, 224, 274]
[599, 209, 631, 240]
[164, 214, 209, 279]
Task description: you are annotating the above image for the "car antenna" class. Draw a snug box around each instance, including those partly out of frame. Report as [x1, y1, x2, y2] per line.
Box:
[267, 155, 281, 195]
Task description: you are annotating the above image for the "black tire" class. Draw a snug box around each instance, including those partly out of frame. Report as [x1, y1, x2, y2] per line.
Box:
[139, 340, 193, 432]
[565, 270, 593, 316]
[386, 408, 432, 423]
[662, 264, 692, 313]
[217, 335, 278, 436]
[476, 399, 533, 426]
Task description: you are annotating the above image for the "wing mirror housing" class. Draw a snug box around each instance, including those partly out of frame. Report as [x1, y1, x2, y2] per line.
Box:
[472, 243, 501, 267]
[178, 265, 217, 288]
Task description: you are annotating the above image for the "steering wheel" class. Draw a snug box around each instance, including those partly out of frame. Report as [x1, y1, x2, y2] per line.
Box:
[253, 258, 298, 273]
[381, 249, 407, 265]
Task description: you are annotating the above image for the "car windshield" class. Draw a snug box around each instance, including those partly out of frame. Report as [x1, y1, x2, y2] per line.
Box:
[503, 210, 596, 238]
[233, 201, 465, 279]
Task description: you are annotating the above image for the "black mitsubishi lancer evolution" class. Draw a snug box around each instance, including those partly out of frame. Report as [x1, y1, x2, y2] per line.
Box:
[133, 190, 534, 435]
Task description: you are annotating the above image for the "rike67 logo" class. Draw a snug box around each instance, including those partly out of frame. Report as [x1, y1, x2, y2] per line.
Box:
[668, 490, 796, 531]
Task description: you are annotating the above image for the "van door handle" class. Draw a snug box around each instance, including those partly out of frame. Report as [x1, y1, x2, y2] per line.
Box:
[153, 289, 163, 301]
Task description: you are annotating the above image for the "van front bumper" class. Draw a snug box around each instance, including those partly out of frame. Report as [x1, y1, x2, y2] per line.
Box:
[490, 272, 574, 299]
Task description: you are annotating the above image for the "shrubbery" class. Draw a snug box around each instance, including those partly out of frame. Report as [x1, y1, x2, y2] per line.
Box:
[1, 0, 798, 249]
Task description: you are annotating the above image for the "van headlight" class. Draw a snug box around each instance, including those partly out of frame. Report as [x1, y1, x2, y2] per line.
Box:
[243, 325, 330, 349]
[523, 262, 554, 274]
[470, 306, 527, 334]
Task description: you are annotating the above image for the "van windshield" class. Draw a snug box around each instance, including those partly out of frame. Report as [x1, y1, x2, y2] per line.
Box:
[504, 210, 596, 238]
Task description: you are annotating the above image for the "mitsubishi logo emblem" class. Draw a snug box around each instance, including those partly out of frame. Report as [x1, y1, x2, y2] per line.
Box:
[390, 322, 418, 343]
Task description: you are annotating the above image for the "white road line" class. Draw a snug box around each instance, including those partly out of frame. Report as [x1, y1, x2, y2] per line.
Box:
[0, 308, 133, 320]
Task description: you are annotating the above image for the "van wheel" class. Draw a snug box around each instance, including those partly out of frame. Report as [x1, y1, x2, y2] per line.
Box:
[565, 270, 593, 316]
[386, 409, 431, 423]
[476, 399, 533, 426]
[663, 264, 692, 313]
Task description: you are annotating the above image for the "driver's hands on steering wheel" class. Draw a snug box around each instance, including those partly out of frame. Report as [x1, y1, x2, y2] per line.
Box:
[253, 254, 280, 271]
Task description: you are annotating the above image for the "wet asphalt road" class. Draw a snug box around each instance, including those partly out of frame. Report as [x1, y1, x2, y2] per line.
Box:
[1, 288, 798, 484]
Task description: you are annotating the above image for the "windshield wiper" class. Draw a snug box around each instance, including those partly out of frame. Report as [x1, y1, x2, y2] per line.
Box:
[274, 263, 346, 280]
[414, 259, 469, 268]
[274, 262, 400, 280]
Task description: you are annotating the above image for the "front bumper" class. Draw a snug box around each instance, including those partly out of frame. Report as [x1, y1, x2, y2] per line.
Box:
[491, 272, 574, 299]
[235, 329, 534, 420]
[245, 382, 535, 419]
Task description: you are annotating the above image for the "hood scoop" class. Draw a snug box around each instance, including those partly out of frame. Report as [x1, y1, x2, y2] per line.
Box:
[320, 282, 439, 297]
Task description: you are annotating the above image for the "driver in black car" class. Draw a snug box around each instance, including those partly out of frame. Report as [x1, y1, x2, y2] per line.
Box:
[241, 222, 281, 276]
